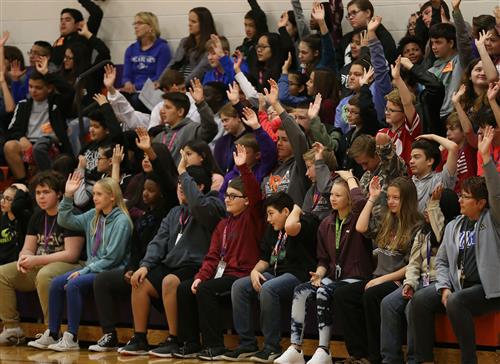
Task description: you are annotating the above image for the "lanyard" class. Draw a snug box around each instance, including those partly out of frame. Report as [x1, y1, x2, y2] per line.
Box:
[426, 237, 431, 274]
[162, 127, 183, 152]
[91, 216, 105, 257]
[179, 209, 190, 234]
[258, 70, 264, 87]
[220, 219, 231, 260]
[271, 231, 287, 275]
[44, 214, 57, 253]
[335, 216, 345, 250]
[312, 190, 321, 211]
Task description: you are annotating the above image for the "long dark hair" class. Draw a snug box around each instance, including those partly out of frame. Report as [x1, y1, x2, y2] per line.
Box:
[183, 139, 223, 175]
[311, 68, 340, 107]
[60, 43, 91, 84]
[249, 33, 285, 92]
[184, 7, 217, 57]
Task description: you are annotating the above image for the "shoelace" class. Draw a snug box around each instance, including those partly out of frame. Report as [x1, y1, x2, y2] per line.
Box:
[98, 334, 113, 346]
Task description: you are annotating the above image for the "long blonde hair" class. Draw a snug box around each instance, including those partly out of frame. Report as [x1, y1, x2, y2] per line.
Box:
[375, 177, 422, 252]
[92, 178, 133, 235]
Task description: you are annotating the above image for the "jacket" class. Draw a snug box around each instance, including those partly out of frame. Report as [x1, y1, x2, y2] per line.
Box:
[166, 37, 211, 86]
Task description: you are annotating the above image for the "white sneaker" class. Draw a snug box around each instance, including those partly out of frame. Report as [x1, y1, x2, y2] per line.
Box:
[47, 332, 79, 352]
[27, 329, 57, 350]
[306, 348, 333, 364]
[274, 345, 305, 364]
[0, 326, 25, 345]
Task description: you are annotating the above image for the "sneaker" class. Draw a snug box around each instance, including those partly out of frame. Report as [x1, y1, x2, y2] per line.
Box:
[148, 336, 179, 358]
[47, 332, 79, 352]
[274, 345, 304, 364]
[119, 336, 149, 356]
[221, 345, 260, 361]
[250, 348, 281, 363]
[27, 329, 58, 350]
[0, 326, 25, 345]
[172, 342, 202, 359]
[197, 346, 227, 361]
[88, 332, 118, 352]
[307, 347, 332, 364]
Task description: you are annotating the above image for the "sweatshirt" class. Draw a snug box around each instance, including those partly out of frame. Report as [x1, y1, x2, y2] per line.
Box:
[57, 196, 132, 276]
[195, 164, 264, 281]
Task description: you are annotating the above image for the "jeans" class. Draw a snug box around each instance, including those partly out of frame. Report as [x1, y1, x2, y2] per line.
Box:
[231, 272, 301, 352]
[48, 270, 96, 336]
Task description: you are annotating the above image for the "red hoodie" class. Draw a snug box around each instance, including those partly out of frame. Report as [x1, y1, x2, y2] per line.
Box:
[195, 164, 264, 281]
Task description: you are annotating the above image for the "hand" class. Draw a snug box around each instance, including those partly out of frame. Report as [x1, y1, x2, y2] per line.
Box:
[131, 267, 148, 289]
[475, 30, 491, 50]
[93, 93, 108, 106]
[242, 107, 260, 129]
[359, 30, 368, 47]
[478, 125, 495, 163]
[368, 176, 382, 200]
[18, 255, 39, 271]
[135, 127, 152, 151]
[391, 56, 402, 80]
[431, 184, 443, 201]
[103, 64, 117, 91]
[233, 143, 248, 167]
[451, 0, 461, 11]
[78, 155, 87, 169]
[359, 66, 375, 87]
[9, 60, 26, 81]
[307, 93, 322, 120]
[402, 284, 414, 299]
[65, 172, 83, 197]
[365, 277, 384, 290]
[122, 81, 136, 94]
[19, 137, 32, 152]
[178, 149, 188, 173]
[278, 11, 289, 28]
[112, 144, 124, 165]
[123, 270, 133, 284]
[441, 288, 452, 307]
[77, 20, 92, 39]
[367, 16, 382, 33]
[451, 84, 466, 105]
[226, 81, 240, 105]
[495, 6, 500, 24]
[67, 271, 80, 281]
[17, 255, 30, 273]
[210, 34, 224, 57]
[311, 1, 325, 22]
[282, 52, 292, 74]
[0, 31, 9, 47]
[191, 278, 202, 294]
[189, 78, 204, 103]
[399, 57, 414, 70]
[337, 169, 355, 181]
[263, 79, 279, 106]
[311, 142, 325, 161]
[487, 81, 500, 103]
[11, 183, 28, 192]
[309, 271, 322, 287]
[233, 50, 243, 74]
[35, 56, 49, 75]
[250, 269, 267, 292]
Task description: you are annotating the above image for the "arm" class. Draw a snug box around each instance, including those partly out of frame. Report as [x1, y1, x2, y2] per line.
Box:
[427, 199, 446, 242]
[475, 31, 499, 83]
[139, 214, 172, 269]
[392, 58, 418, 126]
[356, 176, 381, 233]
[418, 134, 459, 176]
[487, 83, 500, 129]
[57, 196, 91, 232]
[97, 102, 123, 141]
[479, 126, 500, 225]
[403, 232, 425, 291]
[278, 74, 309, 106]
[253, 126, 278, 179]
[358, 85, 379, 135]
[154, 43, 171, 81]
[451, 85, 477, 148]
[434, 227, 452, 292]
[235, 71, 259, 107]
[33, 236, 84, 266]
[257, 110, 278, 141]
[238, 163, 261, 206]
[107, 90, 150, 130]
[86, 33, 111, 64]
[78, 0, 103, 35]
[280, 110, 309, 176]
[367, 37, 392, 120]
[290, 0, 311, 39]
[122, 47, 133, 85]
[451, 7, 473, 68]
[315, 159, 332, 194]
[284, 204, 302, 237]
[185, 54, 210, 85]
[195, 101, 218, 143]
[195, 223, 224, 281]
[309, 116, 340, 151]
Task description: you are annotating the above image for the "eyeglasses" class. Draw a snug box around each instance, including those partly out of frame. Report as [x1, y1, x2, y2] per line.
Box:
[256, 44, 270, 50]
[346, 10, 361, 19]
[385, 107, 404, 113]
[27, 50, 43, 56]
[133, 21, 146, 26]
[459, 194, 476, 200]
[224, 193, 246, 201]
[0, 195, 13, 202]
[347, 109, 360, 115]
[63, 56, 74, 61]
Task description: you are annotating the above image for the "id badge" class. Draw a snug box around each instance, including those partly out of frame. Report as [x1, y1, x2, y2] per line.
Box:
[214, 259, 227, 279]
[422, 273, 430, 287]
[335, 264, 342, 280]
[175, 233, 182, 245]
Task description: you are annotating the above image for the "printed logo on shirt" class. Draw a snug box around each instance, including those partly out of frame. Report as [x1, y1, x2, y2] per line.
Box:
[442, 61, 454, 73]
[131, 55, 157, 69]
[265, 170, 291, 195]
[0, 228, 12, 244]
[458, 229, 476, 250]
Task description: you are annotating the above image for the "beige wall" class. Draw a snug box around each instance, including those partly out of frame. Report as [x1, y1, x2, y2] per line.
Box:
[0, 0, 497, 64]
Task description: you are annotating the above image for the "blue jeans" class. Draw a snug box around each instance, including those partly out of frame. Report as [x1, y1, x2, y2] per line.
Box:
[380, 285, 415, 364]
[231, 272, 301, 352]
[48, 270, 96, 336]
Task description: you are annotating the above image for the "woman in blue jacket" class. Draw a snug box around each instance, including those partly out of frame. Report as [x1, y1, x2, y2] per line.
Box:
[28, 174, 132, 352]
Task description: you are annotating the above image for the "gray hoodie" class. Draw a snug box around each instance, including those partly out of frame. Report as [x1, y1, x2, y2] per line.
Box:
[435, 160, 500, 299]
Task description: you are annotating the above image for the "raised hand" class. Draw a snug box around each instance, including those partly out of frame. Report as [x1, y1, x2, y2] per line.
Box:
[391, 56, 402, 80]
[122, 81, 136, 94]
[451, 0, 461, 11]
[367, 16, 382, 33]
[233, 144, 247, 167]
[307, 93, 322, 120]
[282, 52, 292, 74]
[78, 155, 87, 169]
[65, 172, 83, 197]
[451, 84, 466, 105]
[0, 31, 9, 47]
[189, 78, 204, 103]
[9, 60, 26, 81]
[311, 142, 325, 161]
[487, 81, 500, 103]
[475, 30, 491, 50]
[263, 79, 279, 105]
[242, 107, 260, 129]
[135, 127, 152, 151]
[478, 125, 494, 163]
[399, 56, 414, 70]
[77, 20, 92, 39]
[103, 64, 117, 91]
[233, 50, 243, 74]
[93, 93, 108, 106]
[278, 11, 289, 28]
[226, 81, 240, 105]
[359, 66, 375, 87]
[35, 56, 49, 75]
[337, 169, 355, 182]
[431, 184, 443, 201]
[311, 1, 325, 21]
[359, 30, 368, 47]
[368, 175, 382, 200]
[210, 34, 224, 57]
[112, 144, 124, 165]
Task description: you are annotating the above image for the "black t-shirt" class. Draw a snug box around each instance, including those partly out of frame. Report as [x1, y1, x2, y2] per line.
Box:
[26, 210, 82, 256]
[261, 213, 319, 282]
[458, 218, 480, 287]
[0, 214, 20, 264]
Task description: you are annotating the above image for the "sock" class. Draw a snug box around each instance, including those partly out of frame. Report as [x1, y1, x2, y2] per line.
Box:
[49, 331, 59, 341]
[318, 345, 329, 354]
[135, 332, 147, 342]
[167, 335, 177, 342]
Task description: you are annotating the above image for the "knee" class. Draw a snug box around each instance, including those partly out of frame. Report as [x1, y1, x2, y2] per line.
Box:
[3, 140, 19, 154]
[161, 274, 180, 295]
[93, 272, 109, 291]
[445, 293, 461, 315]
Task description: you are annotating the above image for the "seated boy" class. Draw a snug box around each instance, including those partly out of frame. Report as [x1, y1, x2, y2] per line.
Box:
[0, 171, 84, 345]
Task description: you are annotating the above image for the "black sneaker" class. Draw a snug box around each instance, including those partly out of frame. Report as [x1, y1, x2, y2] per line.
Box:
[119, 336, 149, 356]
[197, 346, 227, 361]
[88, 332, 118, 352]
[172, 342, 202, 359]
[148, 336, 179, 358]
[220, 345, 259, 361]
[250, 348, 281, 363]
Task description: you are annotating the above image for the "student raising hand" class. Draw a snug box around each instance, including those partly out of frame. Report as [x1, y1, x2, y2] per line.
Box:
[233, 144, 247, 167]
[189, 78, 204, 103]
[65, 172, 83, 198]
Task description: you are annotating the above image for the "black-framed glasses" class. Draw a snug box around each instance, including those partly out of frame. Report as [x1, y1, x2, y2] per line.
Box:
[224, 193, 246, 201]
[0, 195, 13, 202]
[385, 107, 404, 113]
[346, 10, 361, 19]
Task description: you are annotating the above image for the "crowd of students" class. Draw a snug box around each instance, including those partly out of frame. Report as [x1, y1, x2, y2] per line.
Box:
[0, 0, 499, 363]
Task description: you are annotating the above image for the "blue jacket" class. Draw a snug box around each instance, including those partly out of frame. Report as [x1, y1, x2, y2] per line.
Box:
[57, 196, 132, 275]
[202, 55, 249, 86]
[122, 38, 171, 90]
